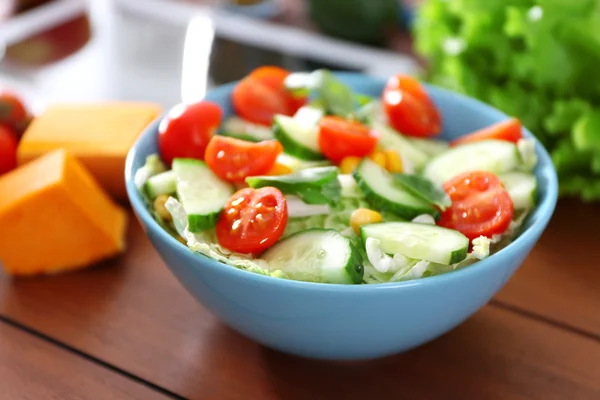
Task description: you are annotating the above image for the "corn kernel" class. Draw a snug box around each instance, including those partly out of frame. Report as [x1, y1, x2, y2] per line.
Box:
[383, 149, 403, 173]
[339, 156, 361, 174]
[369, 151, 387, 169]
[153, 194, 172, 222]
[350, 208, 383, 235]
[266, 162, 293, 176]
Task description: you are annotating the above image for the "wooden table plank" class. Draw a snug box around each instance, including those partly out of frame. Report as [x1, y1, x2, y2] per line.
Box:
[0, 320, 171, 400]
[0, 208, 599, 399]
[495, 199, 600, 336]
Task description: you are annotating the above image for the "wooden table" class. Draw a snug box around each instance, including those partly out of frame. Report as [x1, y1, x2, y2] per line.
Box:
[1, 198, 599, 399]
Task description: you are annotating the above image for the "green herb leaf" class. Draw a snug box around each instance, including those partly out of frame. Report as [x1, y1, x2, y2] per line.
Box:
[311, 70, 355, 117]
[246, 166, 341, 205]
[393, 174, 451, 210]
[284, 69, 357, 118]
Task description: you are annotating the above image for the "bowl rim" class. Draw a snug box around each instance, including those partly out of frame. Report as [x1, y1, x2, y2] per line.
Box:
[125, 72, 559, 293]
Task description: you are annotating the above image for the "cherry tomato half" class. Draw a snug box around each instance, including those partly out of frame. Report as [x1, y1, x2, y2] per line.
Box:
[232, 66, 307, 126]
[318, 116, 379, 164]
[382, 74, 441, 138]
[438, 171, 514, 240]
[158, 100, 223, 165]
[451, 118, 523, 147]
[249, 66, 290, 89]
[0, 125, 18, 175]
[0, 90, 28, 131]
[216, 187, 288, 254]
[204, 136, 283, 183]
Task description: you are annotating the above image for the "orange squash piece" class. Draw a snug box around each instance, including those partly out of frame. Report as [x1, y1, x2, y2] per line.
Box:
[17, 102, 162, 200]
[0, 149, 128, 276]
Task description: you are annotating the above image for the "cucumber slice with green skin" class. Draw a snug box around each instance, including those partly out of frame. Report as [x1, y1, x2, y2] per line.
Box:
[360, 222, 469, 265]
[220, 116, 274, 142]
[355, 100, 385, 125]
[262, 228, 363, 284]
[273, 114, 324, 161]
[293, 105, 325, 125]
[284, 72, 312, 98]
[246, 166, 341, 205]
[408, 137, 449, 157]
[353, 158, 440, 220]
[371, 122, 431, 172]
[338, 174, 365, 199]
[171, 158, 234, 233]
[144, 170, 177, 199]
[423, 140, 521, 186]
[276, 153, 332, 172]
[499, 172, 538, 210]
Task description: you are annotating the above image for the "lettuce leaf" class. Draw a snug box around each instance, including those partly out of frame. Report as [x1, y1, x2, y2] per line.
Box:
[414, 0, 600, 201]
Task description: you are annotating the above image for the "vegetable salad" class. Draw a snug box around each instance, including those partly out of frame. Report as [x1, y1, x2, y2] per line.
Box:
[136, 67, 539, 284]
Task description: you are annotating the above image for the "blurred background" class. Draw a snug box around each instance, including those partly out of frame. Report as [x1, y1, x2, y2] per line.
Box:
[0, 0, 420, 109]
[1, 0, 599, 203]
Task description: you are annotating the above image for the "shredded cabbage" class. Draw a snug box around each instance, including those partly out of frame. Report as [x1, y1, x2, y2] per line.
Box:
[164, 197, 287, 278]
[134, 154, 166, 189]
[517, 138, 539, 171]
[411, 214, 436, 225]
[283, 196, 369, 238]
[285, 195, 331, 218]
[365, 237, 413, 273]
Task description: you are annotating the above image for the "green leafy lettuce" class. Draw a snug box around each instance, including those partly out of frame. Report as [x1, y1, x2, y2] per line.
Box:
[413, 0, 600, 201]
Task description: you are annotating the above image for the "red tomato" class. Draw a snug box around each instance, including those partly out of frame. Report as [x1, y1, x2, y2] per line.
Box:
[0, 125, 18, 175]
[158, 101, 223, 165]
[451, 118, 523, 147]
[382, 74, 442, 138]
[438, 171, 514, 240]
[204, 136, 283, 183]
[232, 66, 307, 126]
[249, 66, 290, 88]
[216, 187, 288, 254]
[0, 90, 28, 130]
[318, 116, 379, 164]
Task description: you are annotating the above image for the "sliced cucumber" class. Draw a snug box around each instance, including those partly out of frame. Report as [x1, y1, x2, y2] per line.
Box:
[338, 174, 364, 199]
[355, 100, 386, 125]
[276, 153, 332, 172]
[134, 154, 166, 189]
[423, 140, 521, 185]
[273, 114, 323, 160]
[246, 166, 340, 205]
[408, 137, 449, 157]
[220, 116, 274, 142]
[371, 122, 431, 172]
[262, 228, 363, 284]
[360, 222, 469, 265]
[144, 170, 176, 199]
[293, 105, 325, 125]
[284, 72, 312, 98]
[353, 158, 439, 220]
[499, 172, 538, 210]
[172, 158, 234, 233]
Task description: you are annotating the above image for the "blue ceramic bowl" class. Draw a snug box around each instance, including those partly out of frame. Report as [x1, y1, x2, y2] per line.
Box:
[125, 73, 558, 360]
